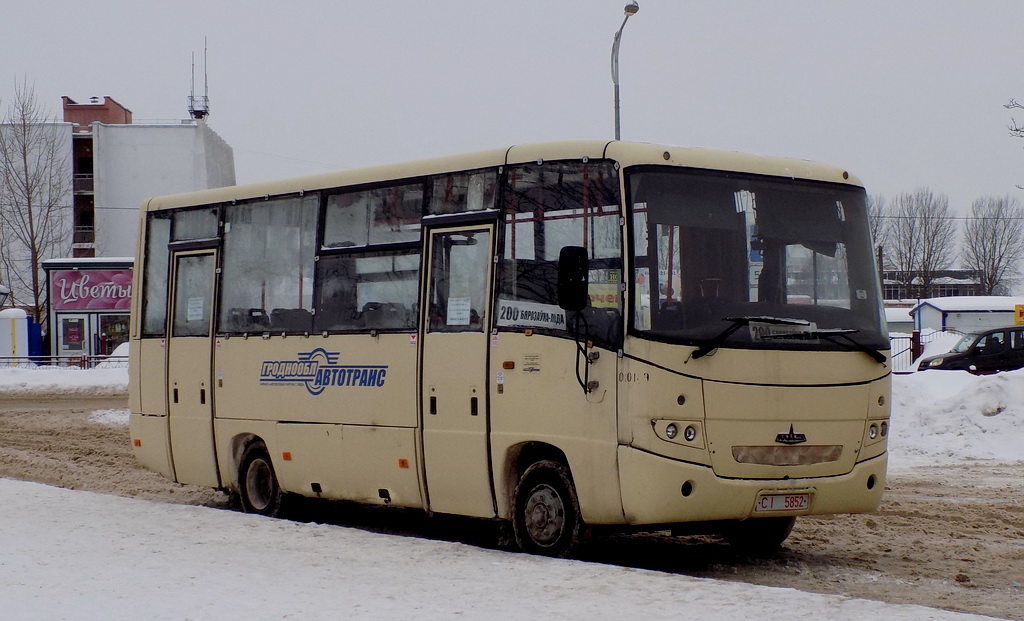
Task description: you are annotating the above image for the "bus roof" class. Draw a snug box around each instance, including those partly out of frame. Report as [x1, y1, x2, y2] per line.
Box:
[143, 140, 863, 212]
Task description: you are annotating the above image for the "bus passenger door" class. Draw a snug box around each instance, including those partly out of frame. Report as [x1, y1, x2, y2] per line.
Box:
[420, 225, 496, 517]
[166, 250, 220, 487]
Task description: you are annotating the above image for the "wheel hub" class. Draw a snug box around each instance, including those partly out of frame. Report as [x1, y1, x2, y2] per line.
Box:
[524, 485, 564, 546]
[246, 459, 273, 511]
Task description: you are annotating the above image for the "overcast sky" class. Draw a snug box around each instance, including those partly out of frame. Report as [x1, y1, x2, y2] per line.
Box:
[4, 1, 1021, 212]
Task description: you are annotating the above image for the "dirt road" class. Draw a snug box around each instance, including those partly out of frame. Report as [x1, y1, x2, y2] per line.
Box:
[1, 397, 1021, 619]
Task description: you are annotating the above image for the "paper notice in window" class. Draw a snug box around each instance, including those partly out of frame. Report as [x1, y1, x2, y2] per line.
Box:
[447, 297, 471, 325]
[187, 297, 205, 322]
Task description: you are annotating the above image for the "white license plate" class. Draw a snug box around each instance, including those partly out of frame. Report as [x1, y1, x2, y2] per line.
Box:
[754, 493, 809, 513]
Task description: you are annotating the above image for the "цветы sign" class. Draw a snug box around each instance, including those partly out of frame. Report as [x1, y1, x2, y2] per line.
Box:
[50, 269, 132, 311]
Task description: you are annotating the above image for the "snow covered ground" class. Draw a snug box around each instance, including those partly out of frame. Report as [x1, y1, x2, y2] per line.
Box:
[1, 360, 1019, 620]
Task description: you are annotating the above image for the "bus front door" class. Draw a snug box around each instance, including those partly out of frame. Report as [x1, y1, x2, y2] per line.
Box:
[421, 225, 496, 518]
[166, 250, 220, 487]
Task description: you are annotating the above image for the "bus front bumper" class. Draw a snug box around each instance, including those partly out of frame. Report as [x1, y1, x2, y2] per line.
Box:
[616, 445, 886, 525]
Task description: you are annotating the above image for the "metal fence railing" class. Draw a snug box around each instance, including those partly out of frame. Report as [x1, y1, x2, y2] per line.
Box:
[0, 356, 128, 370]
[889, 330, 962, 373]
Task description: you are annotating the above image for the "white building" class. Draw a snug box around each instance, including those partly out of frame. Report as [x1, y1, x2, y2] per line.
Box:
[884, 306, 915, 334]
[63, 96, 235, 258]
[90, 120, 234, 256]
[910, 296, 1024, 333]
[0, 96, 235, 355]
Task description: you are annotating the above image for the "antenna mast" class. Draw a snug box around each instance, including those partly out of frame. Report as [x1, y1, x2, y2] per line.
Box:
[188, 38, 210, 120]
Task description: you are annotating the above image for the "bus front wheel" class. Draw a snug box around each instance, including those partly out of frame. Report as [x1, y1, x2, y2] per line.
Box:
[512, 460, 584, 557]
[238, 442, 283, 517]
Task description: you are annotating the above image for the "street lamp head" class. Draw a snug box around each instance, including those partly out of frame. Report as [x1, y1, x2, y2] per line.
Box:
[624, 1, 639, 17]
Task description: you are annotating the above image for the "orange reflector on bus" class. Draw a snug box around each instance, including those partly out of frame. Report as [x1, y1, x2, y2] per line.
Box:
[282, 451, 292, 461]
[398, 459, 409, 469]
[502, 361, 515, 369]
[133, 439, 141, 447]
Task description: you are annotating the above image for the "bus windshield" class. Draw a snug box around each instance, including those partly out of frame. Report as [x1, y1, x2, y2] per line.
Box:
[628, 167, 887, 352]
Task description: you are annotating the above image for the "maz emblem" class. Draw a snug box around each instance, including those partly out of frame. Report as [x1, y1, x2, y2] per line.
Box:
[775, 424, 808, 445]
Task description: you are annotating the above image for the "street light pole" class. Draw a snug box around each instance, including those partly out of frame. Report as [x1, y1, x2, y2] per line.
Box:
[612, 1, 640, 141]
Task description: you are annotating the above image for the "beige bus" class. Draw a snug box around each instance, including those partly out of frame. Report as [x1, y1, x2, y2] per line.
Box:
[129, 140, 891, 556]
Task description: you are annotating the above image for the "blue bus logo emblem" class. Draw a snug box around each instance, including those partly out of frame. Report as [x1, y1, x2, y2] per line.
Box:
[259, 348, 387, 396]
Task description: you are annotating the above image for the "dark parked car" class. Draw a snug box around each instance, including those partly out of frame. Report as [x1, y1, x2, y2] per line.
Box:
[919, 326, 1024, 373]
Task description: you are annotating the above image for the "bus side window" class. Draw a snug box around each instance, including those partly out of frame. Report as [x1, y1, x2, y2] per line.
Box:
[323, 183, 423, 248]
[141, 212, 172, 337]
[314, 250, 420, 333]
[497, 160, 622, 345]
[428, 169, 498, 215]
[218, 195, 318, 334]
[270, 308, 313, 333]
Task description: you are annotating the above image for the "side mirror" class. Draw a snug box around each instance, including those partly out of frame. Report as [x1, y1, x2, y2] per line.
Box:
[557, 246, 589, 312]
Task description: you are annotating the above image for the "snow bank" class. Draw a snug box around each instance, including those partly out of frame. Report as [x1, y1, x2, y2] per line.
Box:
[0, 479, 1001, 621]
[889, 368, 1024, 469]
[0, 366, 127, 398]
[88, 408, 130, 426]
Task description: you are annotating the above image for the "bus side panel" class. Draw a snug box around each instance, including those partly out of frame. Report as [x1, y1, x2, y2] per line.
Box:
[212, 334, 417, 427]
[617, 352, 708, 464]
[214, 418, 277, 490]
[135, 338, 167, 416]
[127, 340, 142, 414]
[129, 413, 174, 479]
[129, 337, 172, 480]
[274, 423, 424, 509]
[489, 333, 623, 524]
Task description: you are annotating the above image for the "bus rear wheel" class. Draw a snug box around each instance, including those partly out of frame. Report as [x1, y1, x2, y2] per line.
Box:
[238, 442, 283, 517]
[512, 460, 584, 557]
[722, 516, 796, 555]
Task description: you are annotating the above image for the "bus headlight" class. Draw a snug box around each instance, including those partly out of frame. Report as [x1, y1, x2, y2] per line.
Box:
[863, 419, 889, 448]
[653, 419, 705, 448]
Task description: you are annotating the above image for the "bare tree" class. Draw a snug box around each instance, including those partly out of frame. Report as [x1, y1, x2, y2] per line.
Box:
[962, 195, 1024, 295]
[866, 193, 889, 269]
[0, 80, 72, 322]
[887, 188, 958, 298]
[1008, 98, 1024, 138]
[1007, 99, 1024, 190]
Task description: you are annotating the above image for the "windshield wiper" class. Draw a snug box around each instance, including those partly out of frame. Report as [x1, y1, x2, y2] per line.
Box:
[762, 327, 887, 365]
[689, 316, 810, 361]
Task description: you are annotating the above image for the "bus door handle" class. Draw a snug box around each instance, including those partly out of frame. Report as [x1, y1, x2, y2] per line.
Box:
[172, 388, 179, 404]
[470, 396, 478, 416]
[200, 388, 206, 405]
[430, 396, 437, 415]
